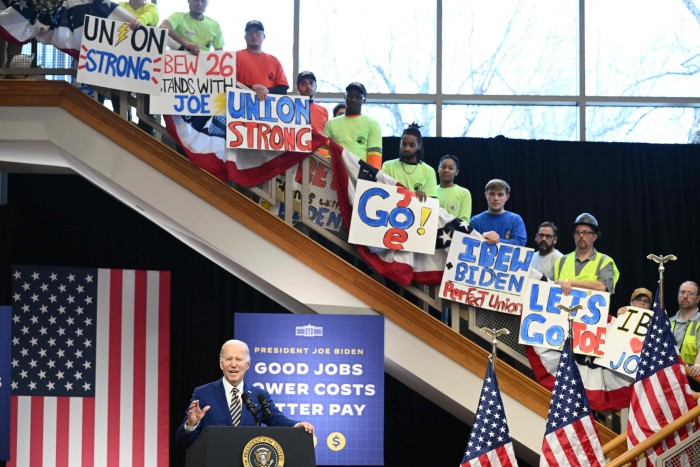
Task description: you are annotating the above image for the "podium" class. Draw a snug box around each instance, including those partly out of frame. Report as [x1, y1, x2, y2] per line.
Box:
[185, 426, 316, 467]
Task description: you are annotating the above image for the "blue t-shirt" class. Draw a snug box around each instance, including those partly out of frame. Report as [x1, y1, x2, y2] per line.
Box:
[469, 210, 527, 246]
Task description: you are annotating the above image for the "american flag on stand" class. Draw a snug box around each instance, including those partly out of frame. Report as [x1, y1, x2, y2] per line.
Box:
[460, 358, 518, 467]
[626, 288, 697, 465]
[9, 265, 170, 467]
[540, 337, 605, 467]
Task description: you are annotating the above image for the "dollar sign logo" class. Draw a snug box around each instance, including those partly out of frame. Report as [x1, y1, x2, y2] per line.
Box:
[326, 432, 346, 451]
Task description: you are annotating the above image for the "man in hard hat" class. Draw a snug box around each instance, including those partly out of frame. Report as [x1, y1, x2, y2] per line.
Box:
[553, 213, 620, 295]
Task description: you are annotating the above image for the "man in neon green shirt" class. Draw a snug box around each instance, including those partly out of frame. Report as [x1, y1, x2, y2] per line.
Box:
[118, 0, 159, 30]
[381, 122, 437, 201]
[324, 82, 382, 169]
[160, 0, 224, 55]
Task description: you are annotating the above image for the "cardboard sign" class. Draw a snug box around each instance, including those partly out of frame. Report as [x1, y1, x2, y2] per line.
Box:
[439, 231, 534, 314]
[348, 179, 439, 255]
[594, 306, 653, 376]
[519, 281, 610, 356]
[225, 89, 313, 152]
[77, 15, 165, 94]
[150, 50, 235, 115]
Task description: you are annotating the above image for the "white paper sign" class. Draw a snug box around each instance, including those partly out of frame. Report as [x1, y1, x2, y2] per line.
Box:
[225, 89, 313, 152]
[150, 51, 235, 115]
[77, 15, 165, 95]
[519, 280, 610, 356]
[439, 231, 534, 314]
[594, 306, 652, 376]
[348, 179, 439, 255]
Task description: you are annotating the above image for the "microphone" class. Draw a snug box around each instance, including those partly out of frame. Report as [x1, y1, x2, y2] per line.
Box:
[257, 393, 272, 419]
[241, 392, 260, 426]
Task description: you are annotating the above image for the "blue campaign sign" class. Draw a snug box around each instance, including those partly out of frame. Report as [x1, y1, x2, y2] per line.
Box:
[235, 313, 384, 466]
[0, 306, 11, 461]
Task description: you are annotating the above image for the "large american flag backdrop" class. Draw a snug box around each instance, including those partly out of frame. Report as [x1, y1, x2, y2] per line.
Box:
[9, 265, 170, 467]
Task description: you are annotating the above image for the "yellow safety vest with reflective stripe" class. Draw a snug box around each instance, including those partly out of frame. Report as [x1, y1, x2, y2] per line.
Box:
[671, 319, 700, 366]
[553, 252, 620, 289]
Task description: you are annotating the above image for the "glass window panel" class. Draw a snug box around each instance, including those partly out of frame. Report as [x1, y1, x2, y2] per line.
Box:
[442, 105, 578, 140]
[586, 107, 699, 143]
[360, 104, 437, 138]
[586, 0, 700, 97]
[443, 0, 578, 95]
[299, 0, 436, 94]
[157, 1, 293, 78]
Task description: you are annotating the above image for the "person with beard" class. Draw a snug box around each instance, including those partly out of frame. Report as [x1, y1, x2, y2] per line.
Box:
[530, 221, 563, 280]
[670, 281, 700, 387]
[296, 71, 328, 133]
[553, 213, 619, 296]
[381, 122, 437, 202]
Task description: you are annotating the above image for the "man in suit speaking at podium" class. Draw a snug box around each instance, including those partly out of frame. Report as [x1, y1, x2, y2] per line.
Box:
[176, 339, 314, 447]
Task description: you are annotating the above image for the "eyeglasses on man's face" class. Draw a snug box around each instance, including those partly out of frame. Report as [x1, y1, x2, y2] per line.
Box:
[574, 230, 595, 237]
[679, 291, 698, 297]
[535, 233, 554, 239]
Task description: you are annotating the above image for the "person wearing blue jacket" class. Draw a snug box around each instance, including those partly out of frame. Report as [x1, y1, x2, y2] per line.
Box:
[175, 339, 314, 447]
[469, 178, 527, 246]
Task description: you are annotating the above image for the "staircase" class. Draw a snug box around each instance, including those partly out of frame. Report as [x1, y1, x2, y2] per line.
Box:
[0, 80, 626, 464]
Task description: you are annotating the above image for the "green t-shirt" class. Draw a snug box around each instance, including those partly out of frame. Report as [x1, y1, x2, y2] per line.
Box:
[118, 2, 159, 26]
[438, 184, 472, 222]
[381, 159, 437, 198]
[166, 12, 224, 50]
[324, 114, 382, 165]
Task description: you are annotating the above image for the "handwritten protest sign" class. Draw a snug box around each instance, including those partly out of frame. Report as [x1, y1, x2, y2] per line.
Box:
[348, 179, 439, 255]
[594, 306, 652, 376]
[150, 51, 235, 116]
[77, 15, 165, 94]
[260, 159, 342, 232]
[439, 231, 534, 314]
[519, 281, 610, 356]
[225, 89, 312, 152]
[303, 158, 342, 232]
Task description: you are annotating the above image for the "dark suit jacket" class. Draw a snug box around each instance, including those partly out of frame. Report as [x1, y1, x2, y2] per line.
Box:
[175, 379, 299, 447]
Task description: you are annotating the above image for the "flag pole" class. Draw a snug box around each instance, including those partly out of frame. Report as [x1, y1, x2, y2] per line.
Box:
[479, 327, 509, 372]
[556, 304, 583, 353]
[646, 253, 677, 310]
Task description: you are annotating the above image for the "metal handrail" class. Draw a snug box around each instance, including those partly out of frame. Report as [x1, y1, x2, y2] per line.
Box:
[604, 401, 700, 466]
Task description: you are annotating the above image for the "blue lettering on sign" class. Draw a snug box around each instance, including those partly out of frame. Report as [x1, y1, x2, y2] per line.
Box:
[174, 94, 210, 114]
[581, 294, 605, 324]
[357, 187, 390, 227]
[609, 352, 640, 375]
[308, 206, 342, 230]
[521, 313, 565, 347]
[357, 187, 416, 229]
[226, 93, 312, 125]
[84, 49, 152, 81]
[457, 236, 480, 262]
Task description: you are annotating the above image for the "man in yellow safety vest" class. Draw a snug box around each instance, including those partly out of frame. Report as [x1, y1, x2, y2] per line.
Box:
[553, 212, 620, 296]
